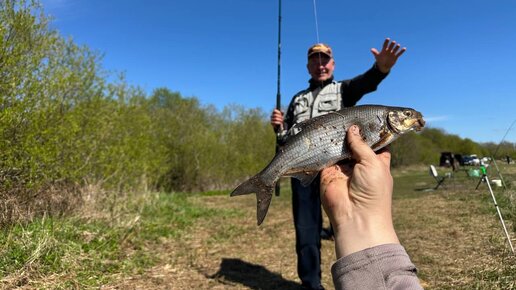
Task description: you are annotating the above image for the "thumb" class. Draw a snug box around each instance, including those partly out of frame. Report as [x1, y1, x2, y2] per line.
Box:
[370, 48, 379, 57]
[347, 125, 376, 162]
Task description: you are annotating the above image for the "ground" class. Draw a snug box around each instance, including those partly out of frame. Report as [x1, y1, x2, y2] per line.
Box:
[103, 166, 516, 290]
[4, 166, 513, 289]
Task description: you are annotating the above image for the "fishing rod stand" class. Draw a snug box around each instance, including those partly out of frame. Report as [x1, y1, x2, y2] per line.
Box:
[475, 173, 488, 190]
[476, 171, 515, 254]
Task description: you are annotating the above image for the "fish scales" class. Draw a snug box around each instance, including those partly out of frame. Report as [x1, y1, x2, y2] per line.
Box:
[264, 106, 386, 180]
[231, 105, 425, 225]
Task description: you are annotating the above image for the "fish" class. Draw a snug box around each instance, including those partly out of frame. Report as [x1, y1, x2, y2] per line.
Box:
[230, 105, 425, 225]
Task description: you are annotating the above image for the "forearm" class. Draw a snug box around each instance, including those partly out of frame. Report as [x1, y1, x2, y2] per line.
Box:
[333, 212, 399, 258]
[341, 64, 388, 107]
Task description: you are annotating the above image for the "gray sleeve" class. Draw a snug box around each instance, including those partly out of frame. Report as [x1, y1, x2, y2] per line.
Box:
[331, 244, 423, 290]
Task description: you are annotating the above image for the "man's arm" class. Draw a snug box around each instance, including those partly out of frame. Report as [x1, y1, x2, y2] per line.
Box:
[340, 64, 388, 107]
[340, 38, 406, 107]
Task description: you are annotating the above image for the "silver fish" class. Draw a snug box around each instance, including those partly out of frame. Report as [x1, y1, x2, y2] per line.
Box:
[231, 105, 425, 225]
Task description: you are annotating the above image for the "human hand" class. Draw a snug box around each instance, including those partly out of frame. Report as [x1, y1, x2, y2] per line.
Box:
[370, 38, 406, 74]
[270, 109, 284, 131]
[320, 125, 399, 258]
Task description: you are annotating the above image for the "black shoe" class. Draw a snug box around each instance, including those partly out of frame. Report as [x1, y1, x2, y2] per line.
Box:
[301, 284, 325, 290]
[320, 227, 334, 241]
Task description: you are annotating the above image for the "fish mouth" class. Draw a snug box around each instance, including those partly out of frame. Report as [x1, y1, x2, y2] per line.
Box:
[387, 109, 426, 134]
[414, 116, 425, 131]
[400, 117, 425, 133]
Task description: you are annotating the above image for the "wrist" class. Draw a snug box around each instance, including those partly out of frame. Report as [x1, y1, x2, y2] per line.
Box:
[333, 213, 399, 258]
[374, 62, 390, 74]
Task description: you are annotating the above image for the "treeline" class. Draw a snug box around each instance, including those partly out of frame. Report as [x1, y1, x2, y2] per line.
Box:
[1, 1, 514, 225]
[392, 129, 482, 167]
[0, 0, 274, 225]
[390, 128, 515, 167]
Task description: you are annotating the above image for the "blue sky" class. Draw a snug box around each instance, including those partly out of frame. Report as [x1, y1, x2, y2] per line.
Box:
[40, 0, 516, 144]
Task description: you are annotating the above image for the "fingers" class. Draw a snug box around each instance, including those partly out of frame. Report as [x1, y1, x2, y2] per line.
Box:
[320, 164, 349, 196]
[382, 38, 389, 50]
[387, 40, 396, 52]
[271, 109, 283, 117]
[321, 164, 343, 185]
[390, 43, 407, 59]
[380, 38, 407, 57]
[270, 109, 284, 127]
[376, 147, 392, 169]
[346, 125, 376, 162]
[396, 47, 407, 58]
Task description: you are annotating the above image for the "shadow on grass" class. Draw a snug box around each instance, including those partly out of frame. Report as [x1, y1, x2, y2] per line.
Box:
[414, 187, 437, 192]
[207, 258, 301, 290]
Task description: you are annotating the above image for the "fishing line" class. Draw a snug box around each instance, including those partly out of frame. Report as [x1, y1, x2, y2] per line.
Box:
[311, 0, 326, 87]
[312, 0, 321, 43]
[492, 118, 516, 159]
[484, 118, 516, 191]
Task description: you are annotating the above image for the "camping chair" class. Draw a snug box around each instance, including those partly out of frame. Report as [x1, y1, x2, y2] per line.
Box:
[429, 165, 448, 190]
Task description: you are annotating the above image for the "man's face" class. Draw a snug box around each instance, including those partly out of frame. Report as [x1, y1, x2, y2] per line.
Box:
[307, 53, 335, 82]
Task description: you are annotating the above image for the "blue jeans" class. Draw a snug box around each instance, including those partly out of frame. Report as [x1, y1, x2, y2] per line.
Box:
[291, 177, 322, 288]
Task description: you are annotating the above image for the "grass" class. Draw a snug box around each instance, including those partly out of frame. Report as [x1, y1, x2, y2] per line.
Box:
[0, 192, 238, 288]
[1, 166, 515, 289]
[2, 217, 118, 288]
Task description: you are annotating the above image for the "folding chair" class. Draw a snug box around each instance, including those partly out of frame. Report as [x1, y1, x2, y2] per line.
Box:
[429, 165, 447, 189]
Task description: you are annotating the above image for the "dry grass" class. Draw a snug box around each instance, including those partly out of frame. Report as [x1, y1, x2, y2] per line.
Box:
[2, 165, 516, 289]
[104, 168, 516, 289]
[0, 184, 81, 227]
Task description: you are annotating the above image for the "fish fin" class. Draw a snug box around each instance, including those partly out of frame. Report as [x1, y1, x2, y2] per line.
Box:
[371, 130, 395, 151]
[230, 175, 274, 225]
[256, 191, 273, 226]
[291, 171, 319, 187]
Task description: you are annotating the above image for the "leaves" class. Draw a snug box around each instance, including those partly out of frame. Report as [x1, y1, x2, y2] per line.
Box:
[2, 0, 511, 227]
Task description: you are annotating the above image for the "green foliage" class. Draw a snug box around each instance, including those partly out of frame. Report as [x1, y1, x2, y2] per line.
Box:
[149, 88, 275, 192]
[1, 0, 513, 227]
[390, 127, 501, 167]
[483, 141, 516, 160]
[0, 0, 276, 226]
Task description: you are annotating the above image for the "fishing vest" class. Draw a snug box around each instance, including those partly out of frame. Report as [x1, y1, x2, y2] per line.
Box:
[289, 80, 343, 135]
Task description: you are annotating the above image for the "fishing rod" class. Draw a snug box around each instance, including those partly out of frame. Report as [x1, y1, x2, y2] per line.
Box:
[274, 0, 319, 196]
[274, 0, 282, 197]
[273, 0, 321, 197]
[485, 118, 516, 190]
[492, 118, 516, 160]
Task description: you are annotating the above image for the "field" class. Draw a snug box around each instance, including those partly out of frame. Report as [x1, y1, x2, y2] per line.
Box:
[1, 164, 516, 289]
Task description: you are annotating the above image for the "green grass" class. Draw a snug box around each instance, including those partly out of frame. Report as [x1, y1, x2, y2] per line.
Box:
[0, 217, 128, 287]
[0, 191, 239, 288]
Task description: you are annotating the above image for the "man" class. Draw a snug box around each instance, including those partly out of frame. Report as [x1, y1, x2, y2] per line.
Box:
[270, 38, 406, 290]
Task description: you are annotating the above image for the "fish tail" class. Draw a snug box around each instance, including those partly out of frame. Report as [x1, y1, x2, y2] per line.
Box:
[230, 175, 274, 225]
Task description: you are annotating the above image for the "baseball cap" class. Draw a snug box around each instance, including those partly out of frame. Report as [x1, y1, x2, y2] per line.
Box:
[307, 43, 333, 59]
